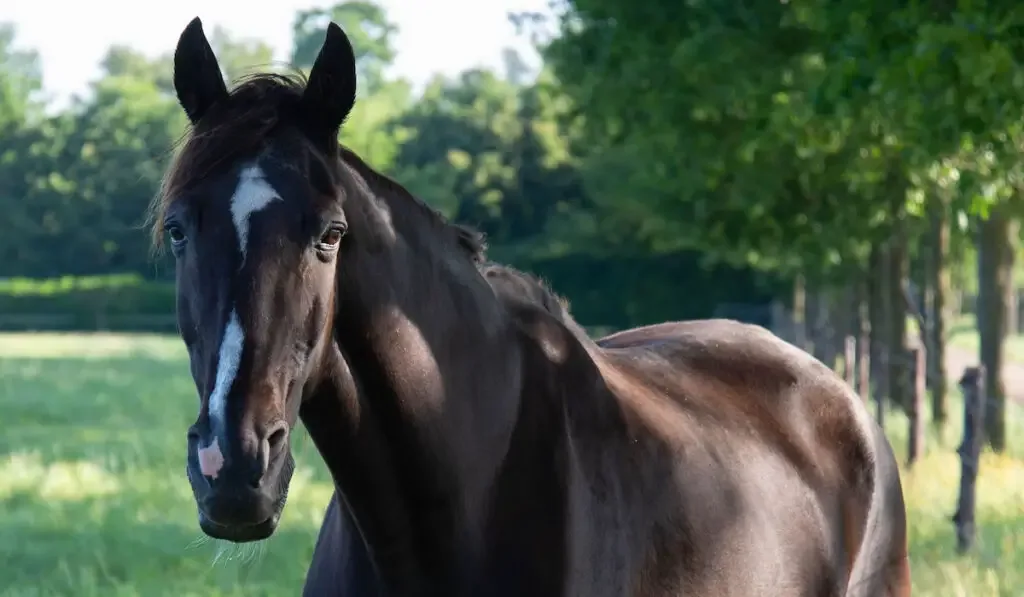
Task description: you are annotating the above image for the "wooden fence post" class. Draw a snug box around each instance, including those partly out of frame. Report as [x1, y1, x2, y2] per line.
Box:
[843, 335, 857, 388]
[875, 345, 887, 427]
[906, 347, 925, 467]
[953, 366, 986, 553]
[857, 332, 871, 403]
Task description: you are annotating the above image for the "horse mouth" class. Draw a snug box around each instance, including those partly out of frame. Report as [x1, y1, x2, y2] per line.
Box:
[198, 509, 281, 543]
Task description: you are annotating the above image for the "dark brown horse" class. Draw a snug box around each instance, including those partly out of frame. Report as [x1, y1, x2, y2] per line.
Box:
[157, 17, 910, 597]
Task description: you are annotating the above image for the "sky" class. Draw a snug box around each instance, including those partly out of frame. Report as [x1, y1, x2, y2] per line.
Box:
[1, 0, 554, 109]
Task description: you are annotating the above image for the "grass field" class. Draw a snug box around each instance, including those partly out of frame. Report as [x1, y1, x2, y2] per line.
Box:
[1, 332, 1023, 596]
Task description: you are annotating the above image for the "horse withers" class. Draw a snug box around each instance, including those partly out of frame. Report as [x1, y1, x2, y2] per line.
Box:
[156, 17, 910, 597]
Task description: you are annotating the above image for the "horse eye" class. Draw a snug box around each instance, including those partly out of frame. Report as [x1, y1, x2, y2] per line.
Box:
[166, 225, 186, 245]
[318, 225, 346, 248]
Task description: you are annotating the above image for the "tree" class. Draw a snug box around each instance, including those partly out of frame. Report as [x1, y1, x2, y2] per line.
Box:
[291, 1, 397, 94]
[0, 23, 42, 125]
[209, 26, 275, 83]
[389, 68, 588, 254]
[542, 0, 1024, 449]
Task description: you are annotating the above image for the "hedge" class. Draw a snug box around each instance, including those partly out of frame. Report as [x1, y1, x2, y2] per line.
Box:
[516, 252, 784, 330]
[0, 253, 784, 332]
[0, 274, 177, 332]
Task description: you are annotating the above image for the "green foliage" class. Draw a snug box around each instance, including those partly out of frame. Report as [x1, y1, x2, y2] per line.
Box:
[0, 275, 174, 332]
[290, 0, 398, 93]
[391, 67, 591, 251]
[512, 252, 784, 329]
[542, 0, 1024, 277]
[0, 273, 146, 294]
[0, 1, 783, 331]
[0, 23, 42, 126]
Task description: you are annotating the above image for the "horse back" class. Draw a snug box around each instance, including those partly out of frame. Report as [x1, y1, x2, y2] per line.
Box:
[597, 319, 873, 488]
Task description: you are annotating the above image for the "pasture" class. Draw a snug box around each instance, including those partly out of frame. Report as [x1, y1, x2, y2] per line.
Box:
[1, 332, 1022, 596]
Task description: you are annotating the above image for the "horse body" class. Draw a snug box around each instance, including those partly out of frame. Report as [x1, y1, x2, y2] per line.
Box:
[304, 272, 910, 597]
[159, 19, 909, 597]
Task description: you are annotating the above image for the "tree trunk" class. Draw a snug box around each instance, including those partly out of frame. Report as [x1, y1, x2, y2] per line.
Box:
[954, 366, 986, 553]
[927, 195, 950, 426]
[977, 206, 1017, 452]
[834, 281, 856, 379]
[1017, 289, 1024, 334]
[857, 275, 871, 402]
[868, 244, 888, 420]
[1007, 285, 1019, 337]
[907, 346, 926, 467]
[888, 225, 909, 413]
[807, 288, 822, 359]
[793, 275, 808, 352]
[811, 288, 837, 369]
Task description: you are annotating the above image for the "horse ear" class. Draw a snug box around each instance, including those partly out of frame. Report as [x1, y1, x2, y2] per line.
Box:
[173, 17, 229, 125]
[300, 23, 357, 144]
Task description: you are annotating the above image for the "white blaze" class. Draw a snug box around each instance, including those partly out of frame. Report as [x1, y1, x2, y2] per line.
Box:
[204, 164, 281, 459]
[230, 164, 282, 263]
[208, 309, 245, 434]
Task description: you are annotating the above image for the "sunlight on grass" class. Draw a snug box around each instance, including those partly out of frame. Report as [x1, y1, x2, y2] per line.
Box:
[0, 452, 121, 501]
[0, 333, 335, 597]
[899, 451, 1024, 596]
[0, 331, 1022, 595]
[0, 332, 186, 360]
[874, 383, 1024, 597]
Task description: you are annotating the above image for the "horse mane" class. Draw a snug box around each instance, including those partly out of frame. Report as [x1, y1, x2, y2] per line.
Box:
[146, 71, 487, 265]
[336, 147, 488, 263]
[479, 262, 590, 342]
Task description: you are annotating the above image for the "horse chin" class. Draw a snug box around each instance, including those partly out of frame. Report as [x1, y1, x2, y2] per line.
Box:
[194, 457, 293, 544]
[198, 508, 282, 543]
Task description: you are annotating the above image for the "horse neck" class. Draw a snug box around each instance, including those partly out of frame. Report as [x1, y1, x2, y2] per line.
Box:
[302, 173, 526, 590]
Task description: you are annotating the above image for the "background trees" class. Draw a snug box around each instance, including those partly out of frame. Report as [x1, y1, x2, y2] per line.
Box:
[2, 0, 1024, 450]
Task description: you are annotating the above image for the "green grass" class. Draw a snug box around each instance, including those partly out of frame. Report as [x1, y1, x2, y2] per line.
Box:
[874, 391, 1024, 596]
[0, 333, 334, 596]
[1, 332, 1022, 596]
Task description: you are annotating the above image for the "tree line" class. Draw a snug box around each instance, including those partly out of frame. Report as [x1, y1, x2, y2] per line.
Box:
[537, 0, 1024, 453]
[3, 0, 1024, 451]
[0, 3, 588, 278]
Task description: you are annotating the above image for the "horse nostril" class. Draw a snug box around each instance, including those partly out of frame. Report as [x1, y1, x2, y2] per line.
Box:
[249, 423, 289, 489]
[250, 441, 270, 488]
[266, 423, 289, 455]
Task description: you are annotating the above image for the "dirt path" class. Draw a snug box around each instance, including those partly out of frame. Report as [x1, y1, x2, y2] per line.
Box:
[945, 346, 1024, 404]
